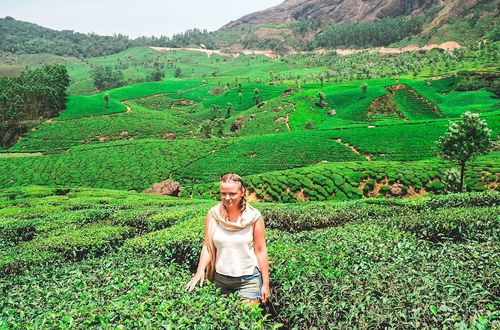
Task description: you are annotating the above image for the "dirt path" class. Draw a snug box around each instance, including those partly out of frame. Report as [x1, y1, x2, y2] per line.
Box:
[150, 41, 463, 59]
[285, 113, 291, 131]
[334, 138, 372, 161]
[48, 83, 206, 122]
[0, 152, 43, 157]
[151, 47, 279, 59]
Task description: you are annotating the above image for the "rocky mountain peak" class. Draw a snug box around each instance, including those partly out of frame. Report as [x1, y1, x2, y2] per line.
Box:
[221, 0, 442, 29]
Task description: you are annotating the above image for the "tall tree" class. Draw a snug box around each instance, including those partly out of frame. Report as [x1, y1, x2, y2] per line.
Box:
[436, 112, 493, 192]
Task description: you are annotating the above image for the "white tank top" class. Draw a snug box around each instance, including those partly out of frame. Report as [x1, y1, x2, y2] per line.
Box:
[212, 223, 259, 277]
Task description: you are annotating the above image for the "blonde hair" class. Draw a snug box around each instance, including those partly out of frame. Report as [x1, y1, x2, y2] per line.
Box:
[220, 173, 247, 213]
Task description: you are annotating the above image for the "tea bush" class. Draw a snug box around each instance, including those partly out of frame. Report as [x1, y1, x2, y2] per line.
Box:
[379, 207, 499, 242]
[185, 157, 499, 202]
[267, 223, 499, 328]
[0, 252, 276, 329]
[0, 186, 498, 328]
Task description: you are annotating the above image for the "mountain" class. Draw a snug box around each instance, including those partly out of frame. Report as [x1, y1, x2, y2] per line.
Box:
[217, 0, 499, 52]
[222, 0, 442, 29]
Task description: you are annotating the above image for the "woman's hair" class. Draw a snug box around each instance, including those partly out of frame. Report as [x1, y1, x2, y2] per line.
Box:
[220, 173, 247, 212]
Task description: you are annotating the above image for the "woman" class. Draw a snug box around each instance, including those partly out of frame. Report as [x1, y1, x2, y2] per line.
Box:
[186, 173, 270, 306]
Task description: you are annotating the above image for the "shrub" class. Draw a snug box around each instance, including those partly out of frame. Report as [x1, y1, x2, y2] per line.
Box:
[268, 223, 499, 328]
[378, 207, 499, 242]
[425, 191, 499, 209]
[30, 223, 135, 259]
[258, 202, 397, 232]
[124, 216, 205, 270]
[0, 252, 275, 328]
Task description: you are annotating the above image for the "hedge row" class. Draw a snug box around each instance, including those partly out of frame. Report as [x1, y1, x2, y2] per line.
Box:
[267, 223, 499, 328]
[0, 186, 212, 275]
[185, 157, 498, 202]
[376, 207, 499, 242]
[1, 186, 498, 328]
[0, 252, 276, 329]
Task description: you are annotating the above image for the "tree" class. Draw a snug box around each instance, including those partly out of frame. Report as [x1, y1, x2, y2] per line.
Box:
[360, 83, 368, 95]
[103, 93, 110, 108]
[316, 92, 327, 108]
[199, 119, 213, 138]
[149, 62, 165, 81]
[174, 67, 182, 78]
[253, 88, 260, 105]
[91, 65, 124, 91]
[303, 119, 318, 130]
[436, 112, 493, 192]
[210, 104, 221, 119]
[225, 103, 233, 119]
[213, 118, 225, 137]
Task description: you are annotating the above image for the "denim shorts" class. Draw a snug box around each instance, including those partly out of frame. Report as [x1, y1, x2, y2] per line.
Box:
[213, 266, 263, 299]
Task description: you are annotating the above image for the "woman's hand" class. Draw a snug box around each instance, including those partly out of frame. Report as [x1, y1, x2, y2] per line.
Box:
[260, 284, 270, 303]
[185, 272, 205, 291]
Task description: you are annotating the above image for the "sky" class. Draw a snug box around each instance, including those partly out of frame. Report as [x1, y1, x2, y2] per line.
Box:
[1, 0, 284, 38]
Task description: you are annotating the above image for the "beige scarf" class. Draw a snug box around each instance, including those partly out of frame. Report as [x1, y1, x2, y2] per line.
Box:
[205, 201, 262, 281]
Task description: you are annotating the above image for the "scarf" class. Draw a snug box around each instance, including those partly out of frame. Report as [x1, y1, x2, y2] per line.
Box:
[205, 201, 262, 281]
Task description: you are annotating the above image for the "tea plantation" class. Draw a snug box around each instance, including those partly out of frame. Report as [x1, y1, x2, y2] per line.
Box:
[0, 41, 499, 328]
[0, 186, 498, 328]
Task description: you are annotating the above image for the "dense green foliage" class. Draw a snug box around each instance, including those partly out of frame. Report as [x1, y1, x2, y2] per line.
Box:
[0, 252, 273, 328]
[0, 139, 232, 191]
[0, 186, 498, 328]
[0, 15, 499, 328]
[314, 15, 425, 49]
[185, 153, 499, 202]
[0, 18, 217, 57]
[0, 64, 69, 147]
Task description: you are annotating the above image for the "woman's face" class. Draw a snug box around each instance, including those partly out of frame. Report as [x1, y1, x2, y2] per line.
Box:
[220, 181, 244, 208]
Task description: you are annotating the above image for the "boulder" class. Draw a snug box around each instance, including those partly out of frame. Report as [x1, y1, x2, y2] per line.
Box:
[144, 179, 184, 197]
[390, 182, 405, 196]
[163, 133, 176, 140]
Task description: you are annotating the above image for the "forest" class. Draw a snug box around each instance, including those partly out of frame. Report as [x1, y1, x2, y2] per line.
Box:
[0, 64, 69, 147]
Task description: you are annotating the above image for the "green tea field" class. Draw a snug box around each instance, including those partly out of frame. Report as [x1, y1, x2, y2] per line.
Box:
[1, 26, 499, 328]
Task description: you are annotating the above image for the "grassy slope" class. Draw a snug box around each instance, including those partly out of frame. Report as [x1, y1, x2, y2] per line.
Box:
[0, 46, 498, 197]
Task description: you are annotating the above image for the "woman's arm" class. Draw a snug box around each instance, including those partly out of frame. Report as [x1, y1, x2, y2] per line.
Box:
[186, 213, 212, 291]
[253, 216, 270, 303]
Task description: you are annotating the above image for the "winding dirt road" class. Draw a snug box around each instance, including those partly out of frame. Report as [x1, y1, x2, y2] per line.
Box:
[150, 41, 463, 59]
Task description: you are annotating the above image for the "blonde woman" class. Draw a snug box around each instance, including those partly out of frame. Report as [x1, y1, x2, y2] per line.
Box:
[186, 173, 270, 306]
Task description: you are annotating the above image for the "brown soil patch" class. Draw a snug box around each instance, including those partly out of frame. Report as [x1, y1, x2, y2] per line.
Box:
[246, 191, 260, 202]
[151, 46, 279, 59]
[405, 186, 428, 198]
[285, 113, 291, 131]
[368, 94, 406, 120]
[485, 181, 499, 190]
[180, 99, 196, 106]
[208, 87, 226, 95]
[368, 178, 389, 197]
[294, 189, 308, 202]
[359, 177, 430, 198]
[152, 40, 462, 60]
